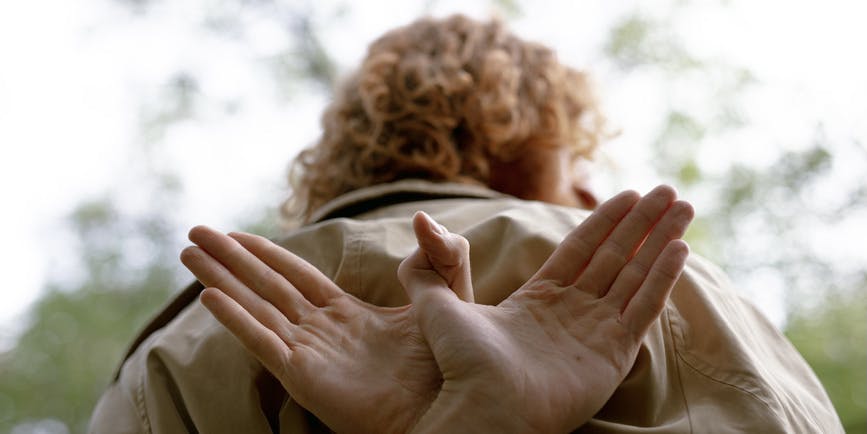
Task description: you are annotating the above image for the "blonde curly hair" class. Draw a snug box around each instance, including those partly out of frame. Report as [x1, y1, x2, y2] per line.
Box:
[285, 14, 605, 222]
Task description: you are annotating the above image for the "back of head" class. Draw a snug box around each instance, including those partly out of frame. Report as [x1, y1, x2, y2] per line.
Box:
[285, 14, 605, 222]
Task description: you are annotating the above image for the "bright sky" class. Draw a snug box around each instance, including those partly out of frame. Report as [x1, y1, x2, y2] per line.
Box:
[1, 0, 865, 346]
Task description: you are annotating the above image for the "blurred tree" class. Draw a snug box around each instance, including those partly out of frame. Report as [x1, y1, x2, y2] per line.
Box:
[0, 182, 277, 433]
[1, 0, 863, 432]
[603, 5, 866, 432]
[0, 197, 180, 433]
[786, 287, 867, 433]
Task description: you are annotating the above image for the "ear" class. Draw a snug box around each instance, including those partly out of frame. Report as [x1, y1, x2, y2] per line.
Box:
[572, 185, 598, 210]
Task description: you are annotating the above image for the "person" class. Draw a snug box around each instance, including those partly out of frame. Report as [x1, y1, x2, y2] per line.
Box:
[183, 188, 695, 433]
[89, 14, 842, 433]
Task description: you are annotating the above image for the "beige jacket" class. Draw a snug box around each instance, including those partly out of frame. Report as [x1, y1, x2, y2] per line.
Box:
[89, 180, 843, 433]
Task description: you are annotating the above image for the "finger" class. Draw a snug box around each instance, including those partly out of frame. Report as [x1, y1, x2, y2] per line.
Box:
[180, 245, 305, 326]
[228, 231, 344, 306]
[533, 189, 641, 286]
[188, 226, 315, 319]
[397, 249, 462, 307]
[200, 287, 293, 377]
[605, 200, 694, 308]
[572, 185, 677, 297]
[397, 249, 465, 343]
[412, 211, 474, 303]
[620, 240, 689, 337]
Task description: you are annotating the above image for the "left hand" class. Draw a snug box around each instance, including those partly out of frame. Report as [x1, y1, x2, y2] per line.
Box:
[180, 226, 455, 434]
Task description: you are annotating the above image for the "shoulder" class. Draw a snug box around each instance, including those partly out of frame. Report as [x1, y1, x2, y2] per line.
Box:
[663, 254, 843, 433]
[94, 297, 283, 433]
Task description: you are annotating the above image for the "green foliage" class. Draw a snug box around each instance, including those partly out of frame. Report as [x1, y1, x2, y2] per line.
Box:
[139, 73, 201, 144]
[652, 111, 705, 186]
[605, 14, 699, 71]
[2, 1, 863, 432]
[786, 289, 867, 433]
[0, 281, 173, 433]
[609, 3, 865, 431]
[490, 0, 523, 18]
[708, 142, 847, 299]
[275, 9, 338, 92]
[0, 199, 182, 433]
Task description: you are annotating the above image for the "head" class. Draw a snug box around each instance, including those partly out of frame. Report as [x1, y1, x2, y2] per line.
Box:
[285, 14, 605, 222]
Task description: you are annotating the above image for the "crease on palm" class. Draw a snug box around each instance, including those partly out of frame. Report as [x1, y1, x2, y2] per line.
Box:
[181, 219, 467, 433]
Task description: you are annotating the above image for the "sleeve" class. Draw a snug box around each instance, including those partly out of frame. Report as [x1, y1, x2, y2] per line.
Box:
[88, 382, 147, 434]
[89, 302, 310, 434]
[665, 255, 844, 433]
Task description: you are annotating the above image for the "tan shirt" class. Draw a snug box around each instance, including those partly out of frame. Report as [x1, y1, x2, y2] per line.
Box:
[89, 180, 843, 433]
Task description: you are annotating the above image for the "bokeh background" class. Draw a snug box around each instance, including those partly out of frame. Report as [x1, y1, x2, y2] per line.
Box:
[1, 0, 865, 433]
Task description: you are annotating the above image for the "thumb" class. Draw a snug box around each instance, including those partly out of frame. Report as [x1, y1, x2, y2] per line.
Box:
[397, 249, 459, 305]
[411, 211, 475, 303]
[397, 246, 474, 369]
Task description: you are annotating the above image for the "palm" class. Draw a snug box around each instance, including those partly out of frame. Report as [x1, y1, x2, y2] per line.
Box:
[402, 186, 694, 432]
[285, 298, 442, 433]
[417, 285, 646, 432]
[181, 227, 440, 434]
[504, 285, 649, 420]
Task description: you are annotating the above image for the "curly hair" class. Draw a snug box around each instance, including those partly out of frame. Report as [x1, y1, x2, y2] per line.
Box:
[284, 14, 605, 222]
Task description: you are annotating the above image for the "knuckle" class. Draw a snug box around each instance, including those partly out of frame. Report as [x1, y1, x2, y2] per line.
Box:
[256, 267, 284, 291]
[443, 234, 470, 260]
[397, 252, 423, 284]
[631, 206, 656, 227]
[566, 234, 595, 256]
[597, 209, 620, 227]
[227, 241, 248, 260]
[521, 280, 565, 303]
[455, 234, 470, 254]
[624, 260, 650, 280]
[652, 262, 680, 281]
[600, 240, 628, 262]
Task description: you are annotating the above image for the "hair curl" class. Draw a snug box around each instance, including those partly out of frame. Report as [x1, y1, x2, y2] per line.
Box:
[284, 14, 605, 222]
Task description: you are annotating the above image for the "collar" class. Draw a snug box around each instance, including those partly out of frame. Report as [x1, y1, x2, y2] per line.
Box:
[309, 179, 509, 223]
[115, 180, 506, 380]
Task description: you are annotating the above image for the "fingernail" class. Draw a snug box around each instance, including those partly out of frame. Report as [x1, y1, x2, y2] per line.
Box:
[421, 212, 446, 235]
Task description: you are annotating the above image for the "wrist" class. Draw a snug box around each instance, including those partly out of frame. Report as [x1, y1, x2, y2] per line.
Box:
[409, 384, 540, 434]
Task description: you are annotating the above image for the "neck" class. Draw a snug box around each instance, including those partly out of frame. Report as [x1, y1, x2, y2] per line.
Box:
[488, 148, 583, 207]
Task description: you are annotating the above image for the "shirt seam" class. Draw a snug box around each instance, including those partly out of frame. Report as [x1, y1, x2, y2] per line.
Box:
[665, 307, 693, 434]
[666, 289, 783, 419]
[135, 364, 153, 434]
[674, 345, 780, 416]
[354, 230, 365, 295]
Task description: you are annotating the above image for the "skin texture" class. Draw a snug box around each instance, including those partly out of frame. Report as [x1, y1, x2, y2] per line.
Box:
[401, 186, 693, 433]
[489, 146, 598, 209]
[181, 230, 446, 434]
[182, 185, 693, 433]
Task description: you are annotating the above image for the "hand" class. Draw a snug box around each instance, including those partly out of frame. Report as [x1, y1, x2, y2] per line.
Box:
[399, 186, 694, 433]
[180, 227, 467, 434]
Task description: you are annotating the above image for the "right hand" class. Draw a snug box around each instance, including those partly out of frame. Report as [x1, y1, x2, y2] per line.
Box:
[399, 185, 694, 433]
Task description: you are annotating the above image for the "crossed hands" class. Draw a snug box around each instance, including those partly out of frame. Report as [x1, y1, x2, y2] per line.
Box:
[180, 186, 694, 433]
